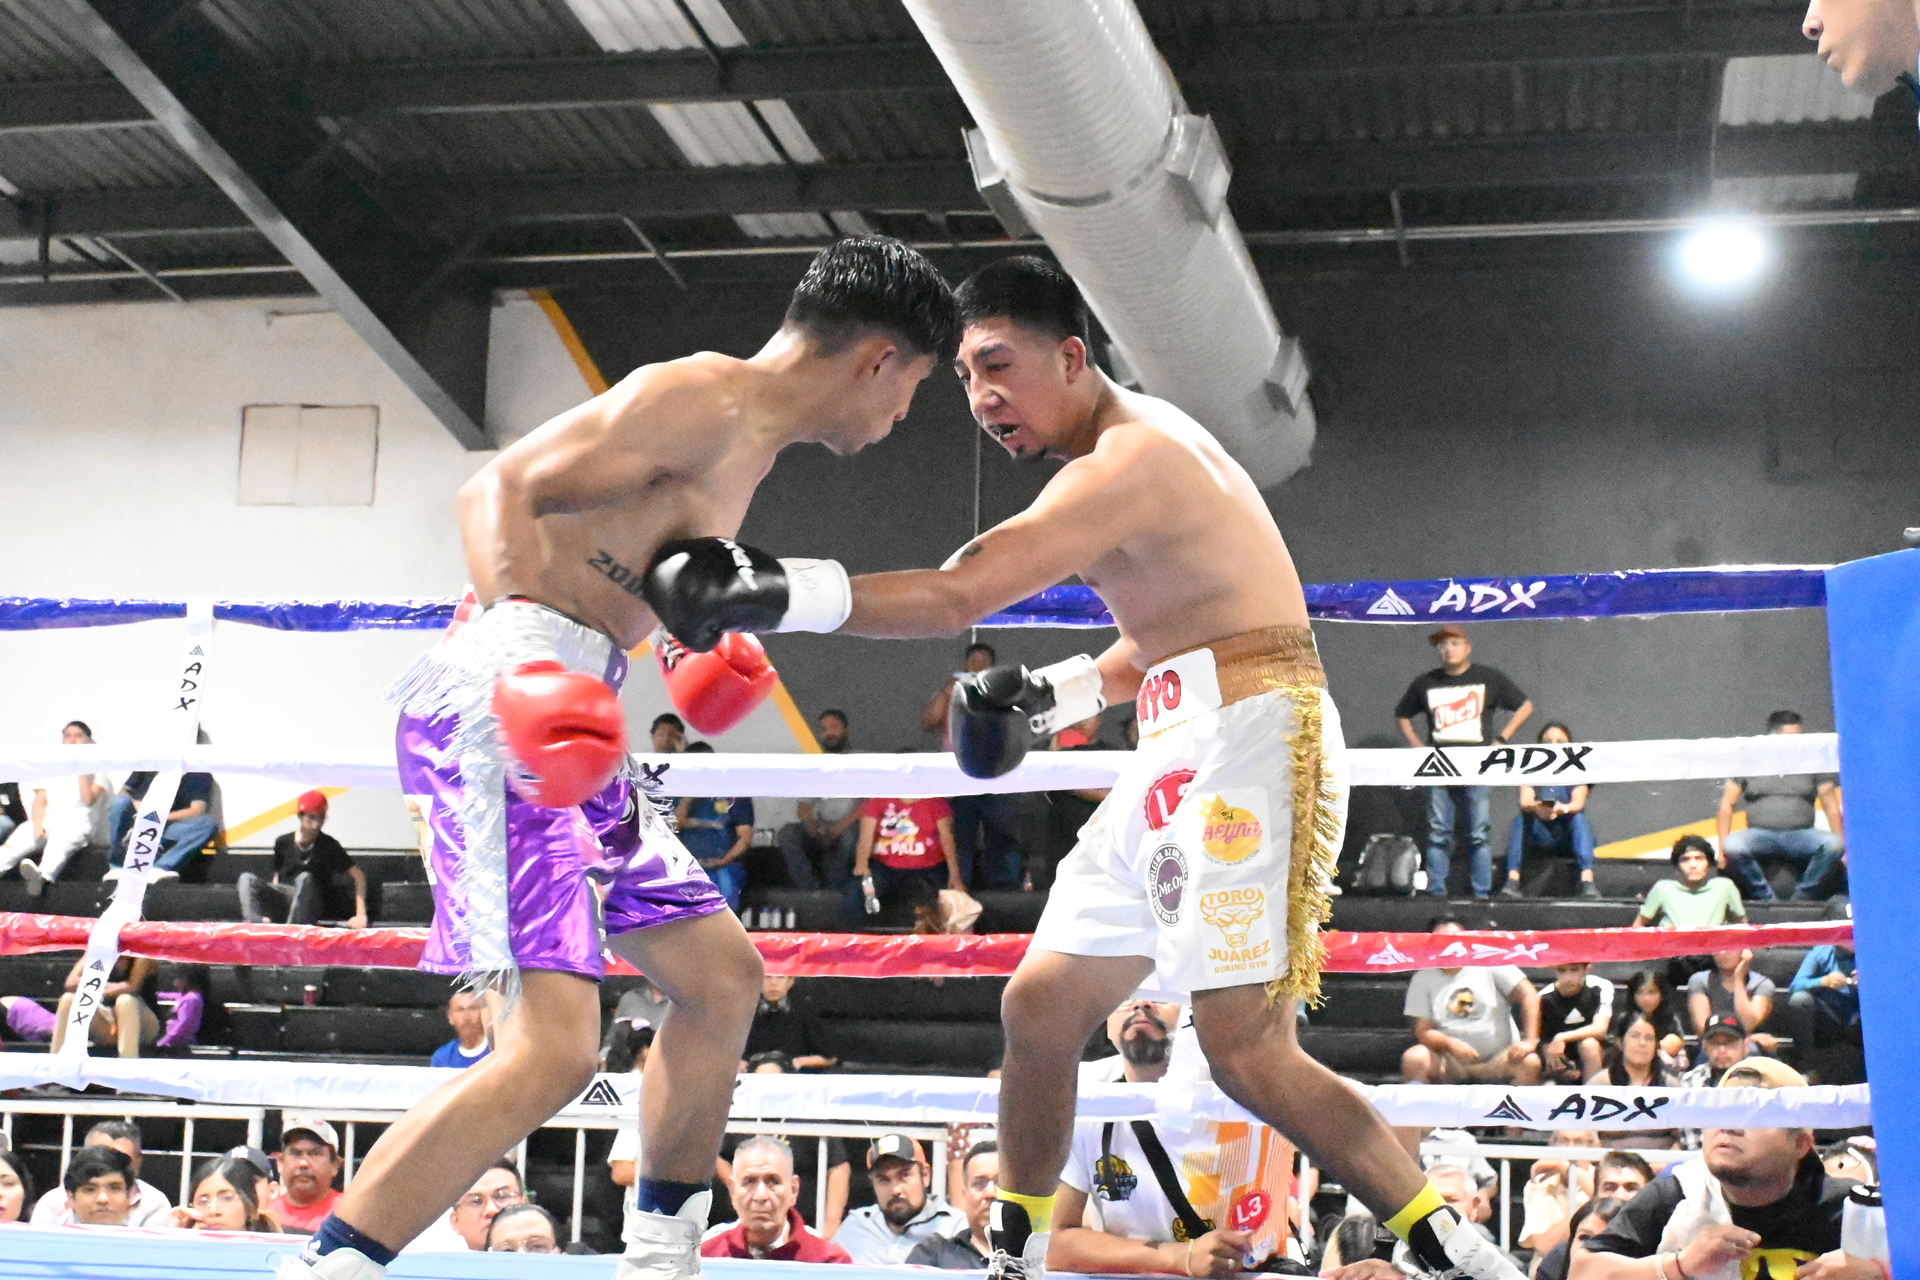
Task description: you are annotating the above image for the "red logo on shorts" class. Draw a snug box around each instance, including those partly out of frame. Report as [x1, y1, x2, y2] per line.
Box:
[1137, 671, 1183, 724]
[1143, 769, 1196, 832]
[1229, 1189, 1271, 1232]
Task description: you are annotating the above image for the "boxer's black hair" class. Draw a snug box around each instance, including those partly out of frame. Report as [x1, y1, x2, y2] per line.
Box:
[956, 256, 1090, 347]
[786, 236, 960, 364]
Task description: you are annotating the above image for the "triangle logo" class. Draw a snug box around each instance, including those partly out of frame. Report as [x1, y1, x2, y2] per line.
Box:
[1414, 750, 1461, 779]
[1366, 589, 1416, 617]
[578, 1079, 623, 1107]
[1484, 1095, 1532, 1123]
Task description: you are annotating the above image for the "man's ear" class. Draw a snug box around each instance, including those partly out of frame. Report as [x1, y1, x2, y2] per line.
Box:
[1060, 335, 1089, 382]
[851, 333, 900, 383]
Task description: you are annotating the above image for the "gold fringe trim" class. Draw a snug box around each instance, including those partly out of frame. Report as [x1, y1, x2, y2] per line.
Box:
[1266, 684, 1345, 1008]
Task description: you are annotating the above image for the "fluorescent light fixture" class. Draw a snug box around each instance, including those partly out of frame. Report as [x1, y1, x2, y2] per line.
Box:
[1673, 218, 1770, 292]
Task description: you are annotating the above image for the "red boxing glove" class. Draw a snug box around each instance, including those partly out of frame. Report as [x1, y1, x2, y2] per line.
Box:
[492, 660, 629, 808]
[657, 631, 779, 737]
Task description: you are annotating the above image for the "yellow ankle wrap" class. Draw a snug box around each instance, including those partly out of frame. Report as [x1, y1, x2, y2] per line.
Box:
[997, 1189, 1056, 1234]
[1385, 1183, 1447, 1240]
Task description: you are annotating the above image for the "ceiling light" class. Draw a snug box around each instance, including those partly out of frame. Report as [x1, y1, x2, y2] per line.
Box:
[1673, 218, 1770, 293]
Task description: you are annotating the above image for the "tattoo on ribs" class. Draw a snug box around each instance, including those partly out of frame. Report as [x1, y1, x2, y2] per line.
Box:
[959, 543, 983, 559]
[588, 548, 648, 599]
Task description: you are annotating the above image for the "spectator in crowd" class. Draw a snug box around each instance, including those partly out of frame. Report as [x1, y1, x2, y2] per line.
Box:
[1, 993, 55, 1045]
[52, 954, 160, 1058]
[108, 760, 219, 880]
[1788, 936, 1860, 1071]
[1518, 1126, 1601, 1256]
[603, 976, 671, 1063]
[0, 1146, 32, 1224]
[1616, 971, 1690, 1072]
[675, 743, 754, 912]
[429, 991, 492, 1070]
[777, 710, 862, 889]
[926, 644, 1023, 888]
[238, 791, 367, 929]
[744, 974, 837, 1070]
[1395, 626, 1533, 899]
[704, 1136, 852, 1262]
[169, 1155, 281, 1233]
[1717, 711, 1846, 902]
[1035, 717, 1111, 892]
[1595, 1153, 1654, 1204]
[1635, 836, 1746, 931]
[1681, 1015, 1752, 1087]
[604, 1018, 655, 1075]
[1687, 950, 1777, 1052]
[853, 793, 962, 914]
[715, 1054, 851, 1235]
[1079, 997, 1181, 1085]
[1401, 917, 1543, 1084]
[62, 1145, 135, 1227]
[605, 1024, 655, 1195]
[907, 1141, 997, 1268]
[1498, 723, 1598, 898]
[833, 1135, 965, 1265]
[0, 721, 109, 895]
[1533, 1197, 1629, 1280]
[0, 780, 22, 848]
[650, 713, 687, 754]
[31, 1120, 172, 1226]
[446, 1160, 527, 1250]
[1589, 1011, 1682, 1088]
[1320, 1212, 1389, 1275]
[1539, 962, 1614, 1084]
[486, 1203, 563, 1254]
[1573, 1060, 1870, 1280]
[1820, 1139, 1875, 1186]
[153, 963, 211, 1057]
[264, 1117, 345, 1232]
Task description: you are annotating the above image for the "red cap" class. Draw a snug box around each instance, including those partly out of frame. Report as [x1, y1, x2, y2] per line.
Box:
[296, 790, 328, 815]
[1428, 624, 1470, 645]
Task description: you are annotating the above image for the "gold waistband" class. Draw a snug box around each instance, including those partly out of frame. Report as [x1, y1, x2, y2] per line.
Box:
[1153, 624, 1326, 708]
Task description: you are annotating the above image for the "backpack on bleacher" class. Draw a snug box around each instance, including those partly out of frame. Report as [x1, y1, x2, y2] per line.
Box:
[1351, 834, 1419, 896]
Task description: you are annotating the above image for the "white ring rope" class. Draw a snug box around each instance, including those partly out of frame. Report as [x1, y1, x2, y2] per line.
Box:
[0, 733, 1838, 796]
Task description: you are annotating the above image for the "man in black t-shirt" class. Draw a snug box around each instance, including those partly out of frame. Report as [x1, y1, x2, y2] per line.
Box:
[1395, 626, 1532, 899]
[237, 790, 367, 928]
[1572, 1059, 1873, 1280]
[745, 974, 838, 1070]
[1536, 962, 1613, 1084]
[107, 770, 219, 880]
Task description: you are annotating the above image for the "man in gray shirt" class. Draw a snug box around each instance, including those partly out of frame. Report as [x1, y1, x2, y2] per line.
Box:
[1716, 710, 1844, 901]
[776, 709, 862, 888]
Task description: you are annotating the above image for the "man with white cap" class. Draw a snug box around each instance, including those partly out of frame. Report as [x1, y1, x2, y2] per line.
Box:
[267, 1118, 346, 1233]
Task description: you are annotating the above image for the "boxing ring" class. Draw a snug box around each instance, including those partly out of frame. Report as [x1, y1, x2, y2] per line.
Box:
[0, 554, 1912, 1278]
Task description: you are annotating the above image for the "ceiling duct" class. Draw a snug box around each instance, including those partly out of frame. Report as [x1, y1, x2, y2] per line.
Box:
[901, 0, 1315, 488]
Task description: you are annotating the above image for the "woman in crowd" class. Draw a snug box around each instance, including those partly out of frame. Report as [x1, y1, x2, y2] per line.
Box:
[153, 964, 214, 1057]
[1531, 1197, 1626, 1280]
[1498, 723, 1597, 898]
[168, 1155, 280, 1233]
[1590, 1011, 1681, 1088]
[0, 1147, 34, 1224]
[1615, 971, 1688, 1072]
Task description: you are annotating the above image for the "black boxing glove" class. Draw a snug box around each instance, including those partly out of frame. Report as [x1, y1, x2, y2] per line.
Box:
[949, 654, 1106, 779]
[641, 537, 850, 653]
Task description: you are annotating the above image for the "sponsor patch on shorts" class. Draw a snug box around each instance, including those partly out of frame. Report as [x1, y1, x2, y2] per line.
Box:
[1200, 886, 1272, 975]
[1143, 768, 1196, 833]
[1148, 843, 1188, 925]
[1198, 789, 1266, 865]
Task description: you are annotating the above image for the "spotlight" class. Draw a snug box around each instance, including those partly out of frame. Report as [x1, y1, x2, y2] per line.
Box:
[1673, 219, 1770, 293]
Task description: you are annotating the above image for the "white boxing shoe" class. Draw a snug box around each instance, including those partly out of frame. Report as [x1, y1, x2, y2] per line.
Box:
[274, 1247, 386, 1280]
[616, 1191, 709, 1280]
[985, 1199, 1049, 1280]
[1403, 1204, 1527, 1280]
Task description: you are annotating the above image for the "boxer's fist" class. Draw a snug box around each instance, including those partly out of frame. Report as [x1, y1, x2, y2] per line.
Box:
[657, 631, 780, 737]
[641, 537, 849, 652]
[493, 661, 628, 808]
[949, 654, 1105, 779]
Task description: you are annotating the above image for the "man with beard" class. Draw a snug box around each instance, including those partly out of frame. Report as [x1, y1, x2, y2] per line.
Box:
[1572, 1060, 1879, 1280]
[834, 1135, 965, 1264]
[778, 709, 862, 888]
[1080, 997, 1181, 1084]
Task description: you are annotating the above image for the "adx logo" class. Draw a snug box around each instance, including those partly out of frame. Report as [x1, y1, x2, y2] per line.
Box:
[578, 1079, 624, 1107]
[1484, 1095, 1532, 1122]
[1414, 745, 1593, 780]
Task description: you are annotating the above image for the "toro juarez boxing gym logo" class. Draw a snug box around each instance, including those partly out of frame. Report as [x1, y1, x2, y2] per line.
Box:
[1148, 844, 1188, 926]
[1200, 887, 1267, 950]
[1199, 796, 1262, 865]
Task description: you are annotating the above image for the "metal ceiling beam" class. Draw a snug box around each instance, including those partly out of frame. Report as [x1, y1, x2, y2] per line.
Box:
[7, 187, 250, 237]
[0, 78, 146, 131]
[43, 0, 494, 449]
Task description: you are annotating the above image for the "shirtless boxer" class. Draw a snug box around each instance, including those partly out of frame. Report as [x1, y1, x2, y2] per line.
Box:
[284, 237, 958, 1280]
[641, 257, 1524, 1280]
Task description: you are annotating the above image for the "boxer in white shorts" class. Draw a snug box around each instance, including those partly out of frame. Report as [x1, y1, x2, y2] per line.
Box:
[646, 257, 1526, 1280]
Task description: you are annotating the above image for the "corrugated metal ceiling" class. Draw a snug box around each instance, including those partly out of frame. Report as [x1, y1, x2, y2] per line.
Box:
[340, 104, 686, 176]
[0, 0, 99, 81]
[0, 123, 209, 191]
[1719, 54, 1877, 124]
[199, 0, 600, 65]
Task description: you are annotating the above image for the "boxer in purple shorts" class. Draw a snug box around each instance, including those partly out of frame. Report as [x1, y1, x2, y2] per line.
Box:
[285, 237, 958, 1280]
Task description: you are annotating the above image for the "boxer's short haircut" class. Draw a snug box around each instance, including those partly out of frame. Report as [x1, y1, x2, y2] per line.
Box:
[956, 256, 1090, 347]
[786, 236, 960, 364]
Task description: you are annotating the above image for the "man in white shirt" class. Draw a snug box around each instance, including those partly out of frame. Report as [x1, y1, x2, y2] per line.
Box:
[1400, 918, 1542, 1084]
[1077, 997, 1183, 1086]
[30, 1119, 173, 1227]
[0, 720, 108, 895]
[832, 1135, 966, 1264]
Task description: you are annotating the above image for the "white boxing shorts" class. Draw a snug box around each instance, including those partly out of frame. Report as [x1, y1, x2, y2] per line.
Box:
[1032, 626, 1349, 1003]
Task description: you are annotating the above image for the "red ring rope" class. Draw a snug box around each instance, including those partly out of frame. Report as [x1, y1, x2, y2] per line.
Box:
[0, 912, 1850, 978]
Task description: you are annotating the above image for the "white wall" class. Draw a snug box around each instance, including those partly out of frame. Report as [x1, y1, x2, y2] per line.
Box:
[0, 292, 803, 849]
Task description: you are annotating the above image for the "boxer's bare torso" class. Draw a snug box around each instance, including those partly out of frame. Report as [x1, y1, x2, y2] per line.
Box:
[462, 343, 920, 651]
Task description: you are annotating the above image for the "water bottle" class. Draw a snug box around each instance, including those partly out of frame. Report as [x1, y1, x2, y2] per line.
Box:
[861, 875, 881, 915]
[1843, 1184, 1888, 1265]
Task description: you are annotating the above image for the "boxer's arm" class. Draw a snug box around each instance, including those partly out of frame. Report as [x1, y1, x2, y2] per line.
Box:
[842, 430, 1161, 637]
[1095, 637, 1146, 707]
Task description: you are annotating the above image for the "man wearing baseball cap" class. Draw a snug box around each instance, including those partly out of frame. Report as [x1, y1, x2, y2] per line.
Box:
[239, 791, 367, 929]
[268, 1117, 346, 1232]
[832, 1134, 965, 1265]
[1573, 1060, 1877, 1280]
[1679, 1015, 1752, 1088]
[1394, 626, 1533, 900]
